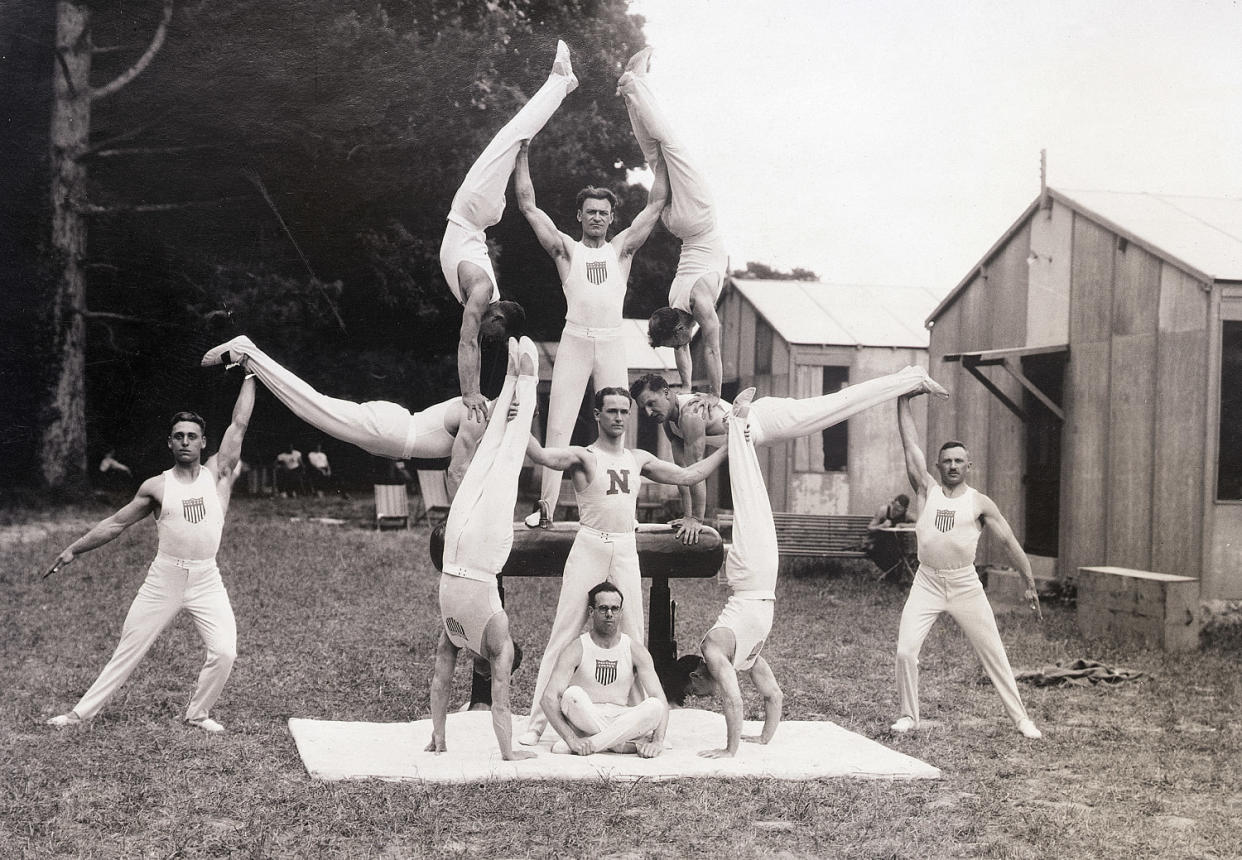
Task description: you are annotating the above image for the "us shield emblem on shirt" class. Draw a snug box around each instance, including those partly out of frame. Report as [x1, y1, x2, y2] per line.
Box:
[594, 659, 618, 686]
[586, 260, 608, 285]
[445, 617, 466, 639]
[935, 509, 955, 533]
[182, 497, 206, 524]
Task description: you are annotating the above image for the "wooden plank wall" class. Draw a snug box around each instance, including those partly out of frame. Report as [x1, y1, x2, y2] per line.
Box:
[1061, 217, 1114, 582]
[1152, 264, 1208, 578]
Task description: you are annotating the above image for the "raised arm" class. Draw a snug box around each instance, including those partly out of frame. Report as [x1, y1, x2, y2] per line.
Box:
[212, 373, 255, 483]
[616, 157, 669, 259]
[540, 638, 594, 755]
[457, 286, 493, 423]
[897, 393, 932, 495]
[515, 141, 572, 261]
[979, 493, 1042, 619]
[630, 642, 670, 757]
[50, 478, 159, 572]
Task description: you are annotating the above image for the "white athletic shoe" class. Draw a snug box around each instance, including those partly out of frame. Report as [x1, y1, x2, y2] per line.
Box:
[517, 729, 542, 747]
[201, 335, 256, 368]
[187, 717, 225, 734]
[890, 716, 916, 733]
[905, 365, 949, 399]
[1017, 718, 1042, 739]
[552, 40, 578, 93]
[523, 500, 550, 529]
[47, 712, 83, 728]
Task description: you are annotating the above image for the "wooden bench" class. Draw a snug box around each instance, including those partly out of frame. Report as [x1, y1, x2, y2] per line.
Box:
[772, 512, 872, 559]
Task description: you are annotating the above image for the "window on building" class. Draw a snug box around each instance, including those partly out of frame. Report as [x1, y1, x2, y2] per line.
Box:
[1218, 320, 1242, 501]
[754, 317, 773, 375]
[821, 366, 849, 471]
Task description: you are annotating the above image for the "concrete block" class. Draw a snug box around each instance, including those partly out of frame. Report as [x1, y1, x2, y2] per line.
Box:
[1077, 566, 1201, 651]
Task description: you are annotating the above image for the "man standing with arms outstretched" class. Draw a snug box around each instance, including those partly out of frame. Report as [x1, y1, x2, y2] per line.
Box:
[426, 338, 541, 761]
[518, 387, 730, 746]
[618, 47, 728, 407]
[542, 582, 669, 758]
[45, 372, 255, 733]
[890, 390, 1043, 739]
[440, 40, 577, 423]
[515, 128, 669, 526]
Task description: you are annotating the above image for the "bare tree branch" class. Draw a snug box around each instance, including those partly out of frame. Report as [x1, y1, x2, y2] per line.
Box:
[76, 109, 178, 160]
[242, 169, 347, 333]
[78, 196, 252, 215]
[90, 0, 174, 101]
[54, 49, 78, 99]
[80, 310, 180, 328]
[90, 144, 219, 159]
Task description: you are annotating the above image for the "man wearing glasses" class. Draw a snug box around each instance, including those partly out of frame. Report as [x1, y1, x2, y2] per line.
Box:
[540, 582, 669, 757]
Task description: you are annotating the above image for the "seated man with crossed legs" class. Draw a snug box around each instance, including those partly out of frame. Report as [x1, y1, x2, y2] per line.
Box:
[541, 582, 669, 757]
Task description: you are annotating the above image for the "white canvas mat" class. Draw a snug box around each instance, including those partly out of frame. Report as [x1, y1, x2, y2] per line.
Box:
[288, 708, 940, 782]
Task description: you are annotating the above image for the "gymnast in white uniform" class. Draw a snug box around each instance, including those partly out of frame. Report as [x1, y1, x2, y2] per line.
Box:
[514, 124, 669, 526]
[425, 337, 541, 761]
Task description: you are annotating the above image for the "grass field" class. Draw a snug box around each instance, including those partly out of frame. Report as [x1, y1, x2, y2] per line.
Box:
[3, 495, 1240, 858]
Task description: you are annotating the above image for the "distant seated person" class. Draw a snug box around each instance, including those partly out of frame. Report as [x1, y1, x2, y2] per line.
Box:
[541, 582, 669, 757]
[866, 493, 913, 573]
[867, 494, 912, 532]
[306, 443, 334, 497]
[97, 448, 133, 492]
[274, 444, 304, 497]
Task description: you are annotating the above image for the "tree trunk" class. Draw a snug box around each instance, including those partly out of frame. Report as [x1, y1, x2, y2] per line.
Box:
[41, 0, 92, 490]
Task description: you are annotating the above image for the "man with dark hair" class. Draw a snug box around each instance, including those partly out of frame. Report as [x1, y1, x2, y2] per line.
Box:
[517, 387, 731, 746]
[515, 128, 669, 527]
[630, 366, 946, 543]
[541, 582, 669, 757]
[661, 390, 783, 757]
[45, 374, 255, 733]
[426, 338, 541, 761]
[868, 494, 912, 532]
[619, 48, 728, 407]
[439, 41, 572, 423]
[890, 392, 1043, 739]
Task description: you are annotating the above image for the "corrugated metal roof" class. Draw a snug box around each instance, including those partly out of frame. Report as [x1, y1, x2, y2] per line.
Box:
[731, 280, 942, 348]
[1054, 190, 1242, 282]
[536, 319, 680, 383]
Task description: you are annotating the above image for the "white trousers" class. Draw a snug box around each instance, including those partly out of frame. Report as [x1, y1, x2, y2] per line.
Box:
[561, 686, 663, 751]
[439, 69, 576, 297]
[73, 555, 237, 722]
[524, 531, 644, 738]
[723, 407, 779, 592]
[895, 564, 1030, 726]
[619, 70, 727, 311]
[535, 328, 628, 514]
[442, 339, 539, 577]
[750, 366, 930, 448]
[231, 341, 455, 460]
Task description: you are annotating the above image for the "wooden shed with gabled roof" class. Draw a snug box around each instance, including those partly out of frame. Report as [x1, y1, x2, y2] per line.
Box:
[925, 188, 1242, 599]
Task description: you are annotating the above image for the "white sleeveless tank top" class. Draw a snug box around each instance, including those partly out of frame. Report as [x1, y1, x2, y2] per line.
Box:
[563, 241, 626, 329]
[575, 446, 640, 533]
[569, 633, 635, 706]
[157, 467, 224, 560]
[915, 485, 981, 570]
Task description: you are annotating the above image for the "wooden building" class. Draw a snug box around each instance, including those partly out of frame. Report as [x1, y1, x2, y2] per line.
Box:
[707, 278, 942, 516]
[926, 189, 1242, 600]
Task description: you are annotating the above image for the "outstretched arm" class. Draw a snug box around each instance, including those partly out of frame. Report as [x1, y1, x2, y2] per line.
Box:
[457, 286, 493, 423]
[525, 435, 589, 473]
[979, 494, 1042, 619]
[741, 656, 783, 745]
[515, 141, 572, 261]
[540, 639, 594, 755]
[212, 373, 255, 482]
[617, 157, 669, 259]
[897, 394, 932, 495]
[637, 444, 729, 489]
[50, 478, 159, 572]
[425, 631, 457, 753]
[698, 635, 745, 758]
